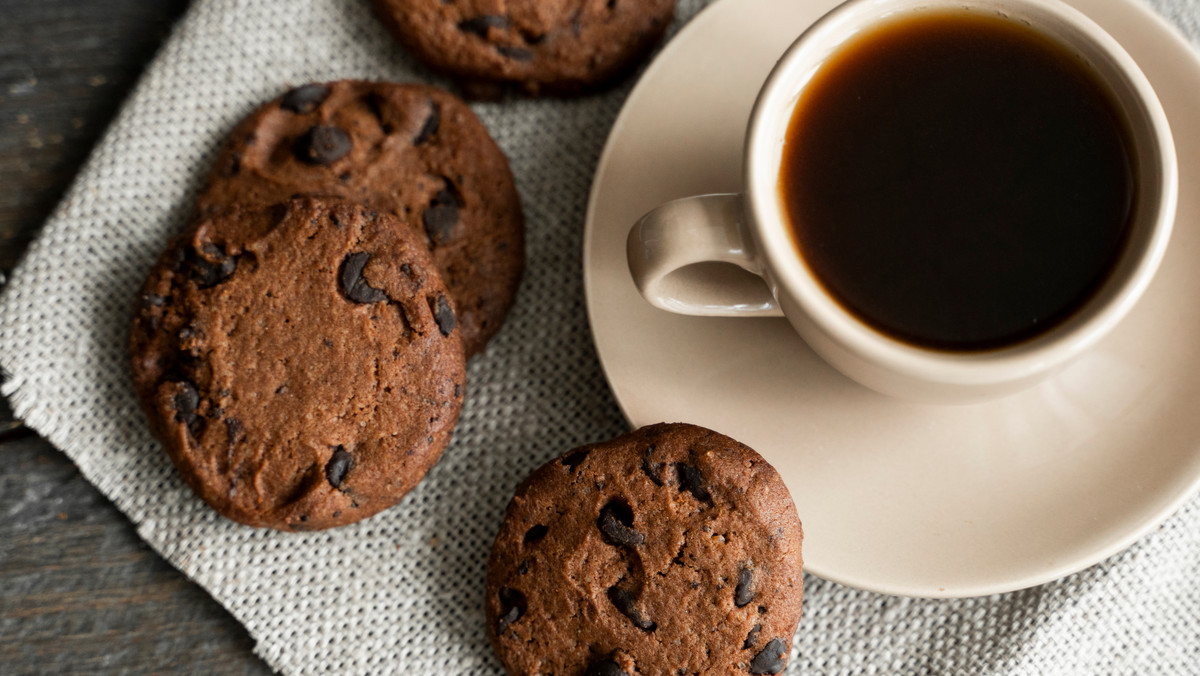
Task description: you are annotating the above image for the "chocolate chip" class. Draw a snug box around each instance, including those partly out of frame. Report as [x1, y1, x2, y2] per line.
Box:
[325, 446, 353, 489]
[224, 417, 243, 448]
[523, 524, 548, 543]
[561, 449, 589, 471]
[458, 14, 508, 38]
[431, 294, 456, 336]
[597, 500, 644, 548]
[735, 567, 754, 607]
[497, 587, 526, 633]
[749, 638, 788, 674]
[586, 660, 629, 676]
[743, 624, 762, 650]
[607, 586, 656, 631]
[294, 125, 352, 165]
[339, 252, 388, 304]
[413, 102, 440, 145]
[280, 83, 331, 114]
[517, 559, 530, 575]
[422, 186, 462, 245]
[674, 463, 712, 503]
[641, 445, 664, 486]
[497, 45, 534, 61]
[189, 243, 237, 288]
[173, 381, 204, 437]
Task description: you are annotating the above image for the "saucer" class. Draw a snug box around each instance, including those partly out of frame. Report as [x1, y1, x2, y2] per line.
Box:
[583, 0, 1200, 597]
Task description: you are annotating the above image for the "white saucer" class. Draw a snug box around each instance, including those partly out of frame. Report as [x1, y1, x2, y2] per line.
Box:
[583, 0, 1200, 597]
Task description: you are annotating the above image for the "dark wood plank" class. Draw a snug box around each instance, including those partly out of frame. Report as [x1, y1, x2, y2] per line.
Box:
[0, 434, 275, 675]
[0, 1, 275, 673]
[0, 0, 190, 273]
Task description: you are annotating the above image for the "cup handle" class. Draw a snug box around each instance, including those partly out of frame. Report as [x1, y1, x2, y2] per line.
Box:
[626, 193, 783, 317]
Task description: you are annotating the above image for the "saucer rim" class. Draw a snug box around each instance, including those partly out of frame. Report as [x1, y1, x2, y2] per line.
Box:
[583, 0, 1200, 598]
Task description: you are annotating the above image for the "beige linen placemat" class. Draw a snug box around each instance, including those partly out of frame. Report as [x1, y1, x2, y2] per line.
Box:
[2, 0, 1198, 673]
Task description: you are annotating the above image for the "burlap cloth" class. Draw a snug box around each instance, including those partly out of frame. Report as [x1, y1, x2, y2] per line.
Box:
[2, 0, 1199, 673]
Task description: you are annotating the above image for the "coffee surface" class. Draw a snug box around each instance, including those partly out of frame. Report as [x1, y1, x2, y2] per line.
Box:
[779, 10, 1135, 351]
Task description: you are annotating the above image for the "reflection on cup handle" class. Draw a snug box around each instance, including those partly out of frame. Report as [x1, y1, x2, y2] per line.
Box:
[626, 193, 783, 317]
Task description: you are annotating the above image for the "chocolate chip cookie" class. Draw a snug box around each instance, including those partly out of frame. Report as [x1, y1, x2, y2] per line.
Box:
[486, 423, 804, 675]
[372, 0, 677, 96]
[130, 197, 466, 531]
[196, 80, 523, 358]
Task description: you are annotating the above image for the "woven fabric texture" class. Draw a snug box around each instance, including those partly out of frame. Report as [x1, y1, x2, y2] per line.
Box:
[2, 0, 1199, 673]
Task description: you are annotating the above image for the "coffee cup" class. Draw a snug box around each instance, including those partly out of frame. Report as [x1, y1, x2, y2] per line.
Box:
[626, 0, 1176, 403]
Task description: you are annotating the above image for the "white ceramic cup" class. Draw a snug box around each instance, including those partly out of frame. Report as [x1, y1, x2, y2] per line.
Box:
[626, 0, 1177, 403]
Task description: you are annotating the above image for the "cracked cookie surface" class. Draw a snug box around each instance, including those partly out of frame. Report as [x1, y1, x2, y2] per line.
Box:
[196, 80, 523, 358]
[371, 0, 677, 96]
[486, 423, 804, 675]
[129, 197, 466, 531]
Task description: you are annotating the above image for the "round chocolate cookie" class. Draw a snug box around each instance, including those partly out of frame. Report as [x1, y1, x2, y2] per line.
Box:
[196, 80, 523, 358]
[130, 198, 467, 531]
[486, 423, 804, 675]
[371, 0, 677, 96]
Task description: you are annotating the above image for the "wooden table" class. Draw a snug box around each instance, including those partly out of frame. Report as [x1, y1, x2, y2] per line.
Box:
[0, 1, 272, 673]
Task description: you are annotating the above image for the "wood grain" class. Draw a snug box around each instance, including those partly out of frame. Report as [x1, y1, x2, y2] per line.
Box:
[0, 434, 273, 674]
[0, 1, 274, 673]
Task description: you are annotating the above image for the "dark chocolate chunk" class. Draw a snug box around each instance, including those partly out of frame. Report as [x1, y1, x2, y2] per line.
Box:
[294, 124, 352, 165]
[735, 567, 754, 607]
[190, 243, 237, 288]
[422, 187, 462, 245]
[497, 45, 534, 61]
[224, 417, 243, 447]
[280, 83, 332, 114]
[749, 638, 788, 675]
[517, 559, 530, 575]
[641, 445, 664, 486]
[597, 500, 644, 548]
[459, 14, 509, 38]
[497, 587, 526, 633]
[524, 524, 548, 543]
[674, 462, 712, 503]
[561, 448, 589, 471]
[325, 446, 354, 489]
[339, 252, 388, 304]
[586, 660, 629, 676]
[432, 294, 456, 336]
[743, 624, 762, 650]
[173, 381, 204, 437]
[607, 586, 656, 631]
[413, 102, 440, 145]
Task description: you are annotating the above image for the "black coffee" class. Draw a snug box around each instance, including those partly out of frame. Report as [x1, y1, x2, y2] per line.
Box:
[779, 11, 1135, 351]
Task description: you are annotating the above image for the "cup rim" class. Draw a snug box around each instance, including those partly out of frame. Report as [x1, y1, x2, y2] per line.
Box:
[743, 0, 1178, 389]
